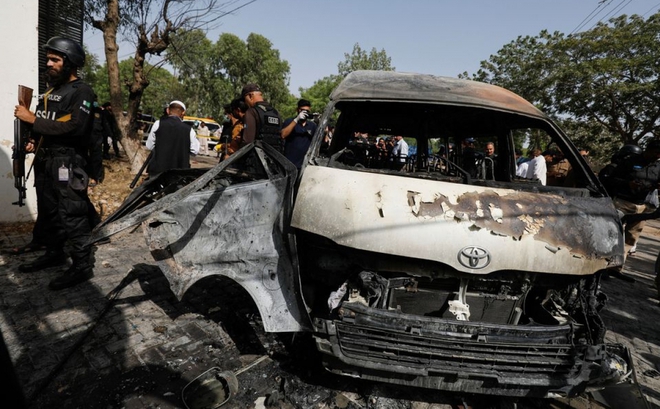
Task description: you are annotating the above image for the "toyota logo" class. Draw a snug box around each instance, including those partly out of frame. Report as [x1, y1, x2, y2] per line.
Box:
[457, 246, 491, 269]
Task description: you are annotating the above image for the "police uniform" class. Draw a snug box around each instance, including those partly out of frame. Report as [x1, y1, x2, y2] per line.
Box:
[88, 103, 105, 183]
[243, 101, 282, 151]
[20, 78, 98, 284]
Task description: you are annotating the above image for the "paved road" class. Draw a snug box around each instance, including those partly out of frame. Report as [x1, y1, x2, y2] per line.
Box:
[1, 216, 659, 408]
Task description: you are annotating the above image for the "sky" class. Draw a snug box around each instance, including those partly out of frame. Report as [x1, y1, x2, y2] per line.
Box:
[83, 0, 660, 97]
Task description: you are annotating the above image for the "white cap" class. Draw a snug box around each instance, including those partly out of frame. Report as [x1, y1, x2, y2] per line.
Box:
[169, 100, 186, 111]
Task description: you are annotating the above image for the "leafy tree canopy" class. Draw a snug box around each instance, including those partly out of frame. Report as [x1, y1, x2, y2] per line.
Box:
[168, 30, 291, 118]
[87, 58, 182, 118]
[289, 44, 394, 120]
[464, 12, 660, 165]
[338, 43, 395, 76]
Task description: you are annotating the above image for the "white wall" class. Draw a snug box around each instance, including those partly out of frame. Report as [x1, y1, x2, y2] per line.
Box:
[1, 3, 39, 222]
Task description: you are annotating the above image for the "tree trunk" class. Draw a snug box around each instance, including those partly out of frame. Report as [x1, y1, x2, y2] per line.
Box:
[97, 0, 148, 174]
[96, 0, 147, 174]
[93, 0, 180, 175]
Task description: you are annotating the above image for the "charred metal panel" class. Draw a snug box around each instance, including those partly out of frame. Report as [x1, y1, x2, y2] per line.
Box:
[292, 166, 623, 276]
[330, 71, 546, 118]
[91, 144, 311, 333]
[142, 179, 310, 333]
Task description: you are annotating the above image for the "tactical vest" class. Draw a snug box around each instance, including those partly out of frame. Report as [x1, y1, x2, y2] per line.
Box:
[255, 103, 283, 152]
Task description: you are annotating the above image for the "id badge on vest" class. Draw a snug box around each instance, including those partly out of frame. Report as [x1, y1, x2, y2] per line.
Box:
[58, 164, 69, 182]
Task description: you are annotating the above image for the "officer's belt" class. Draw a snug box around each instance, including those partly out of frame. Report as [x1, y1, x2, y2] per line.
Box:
[40, 146, 77, 157]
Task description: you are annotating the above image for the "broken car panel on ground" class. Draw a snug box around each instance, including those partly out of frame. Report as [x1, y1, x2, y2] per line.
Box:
[92, 71, 632, 399]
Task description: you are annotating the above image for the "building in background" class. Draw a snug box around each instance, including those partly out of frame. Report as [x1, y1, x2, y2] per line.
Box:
[0, 0, 83, 223]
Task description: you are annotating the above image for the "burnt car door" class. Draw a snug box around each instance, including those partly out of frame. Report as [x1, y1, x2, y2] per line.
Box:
[91, 142, 311, 332]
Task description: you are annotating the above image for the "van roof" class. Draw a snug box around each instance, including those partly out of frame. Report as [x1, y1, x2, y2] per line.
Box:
[331, 70, 545, 119]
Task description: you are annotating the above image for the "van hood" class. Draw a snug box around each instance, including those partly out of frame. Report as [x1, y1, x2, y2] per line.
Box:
[291, 166, 623, 276]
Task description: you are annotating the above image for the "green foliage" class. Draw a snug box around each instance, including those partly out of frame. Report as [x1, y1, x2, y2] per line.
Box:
[556, 117, 620, 167]
[552, 14, 660, 146]
[293, 44, 394, 120]
[81, 46, 102, 89]
[167, 30, 291, 118]
[87, 58, 182, 117]
[464, 13, 660, 152]
[276, 74, 344, 120]
[337, 43, 395, 76]
[168, 29, 217, 117]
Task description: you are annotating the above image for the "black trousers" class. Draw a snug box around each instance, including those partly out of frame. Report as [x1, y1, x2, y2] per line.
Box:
[37, 151, 96, 264]
[103, 134, 120, 156]
[89, 131, 105, 182]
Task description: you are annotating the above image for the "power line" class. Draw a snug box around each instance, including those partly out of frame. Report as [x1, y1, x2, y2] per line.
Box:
[588, 0, 633, 30]
[570, 0, 614, 34]
[641, 1, 660, 16]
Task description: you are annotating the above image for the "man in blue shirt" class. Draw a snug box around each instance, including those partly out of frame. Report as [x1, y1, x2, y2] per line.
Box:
[281, 99, 317, 169]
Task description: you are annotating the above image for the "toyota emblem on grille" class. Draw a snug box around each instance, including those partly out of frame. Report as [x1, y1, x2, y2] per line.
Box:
[457, 246, 491, 269]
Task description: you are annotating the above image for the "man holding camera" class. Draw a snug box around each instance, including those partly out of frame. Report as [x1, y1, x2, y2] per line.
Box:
[281, 99, 317, 170]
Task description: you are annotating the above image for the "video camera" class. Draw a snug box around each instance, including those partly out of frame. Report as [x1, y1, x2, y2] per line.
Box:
[302, 110, 320, 123]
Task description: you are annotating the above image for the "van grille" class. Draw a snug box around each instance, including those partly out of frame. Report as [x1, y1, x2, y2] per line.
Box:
[335, 322, 577, 377]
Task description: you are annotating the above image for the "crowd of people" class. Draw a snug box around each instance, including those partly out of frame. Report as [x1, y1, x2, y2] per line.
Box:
[213, 88, 322, 171]
[453, 138, 660, 290]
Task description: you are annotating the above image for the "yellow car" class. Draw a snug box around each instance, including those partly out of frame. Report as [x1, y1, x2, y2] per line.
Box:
[183, 116, 222, 155]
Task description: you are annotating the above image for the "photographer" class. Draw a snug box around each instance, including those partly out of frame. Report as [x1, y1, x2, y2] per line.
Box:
[281, 99, 317, 170]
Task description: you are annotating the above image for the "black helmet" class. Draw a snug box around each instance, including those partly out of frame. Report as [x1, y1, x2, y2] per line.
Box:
[618, 144, 642, 156]
[43, 37, 85, 67]
[611, 144, 642, 164]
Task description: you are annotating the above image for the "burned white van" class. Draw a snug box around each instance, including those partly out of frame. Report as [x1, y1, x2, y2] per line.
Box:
[93, 71, 631, 398]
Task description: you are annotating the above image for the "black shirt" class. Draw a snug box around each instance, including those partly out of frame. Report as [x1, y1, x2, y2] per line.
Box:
[32, 78, 96, 153]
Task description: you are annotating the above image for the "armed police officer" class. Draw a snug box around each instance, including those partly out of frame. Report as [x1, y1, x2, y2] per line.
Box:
[241, 83, 282, 151]
[13, 37, 98, 291]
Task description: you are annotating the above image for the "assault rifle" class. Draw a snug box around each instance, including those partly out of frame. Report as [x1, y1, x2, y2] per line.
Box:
[12, 85, 33, 207]
[129, 151, 153, 189]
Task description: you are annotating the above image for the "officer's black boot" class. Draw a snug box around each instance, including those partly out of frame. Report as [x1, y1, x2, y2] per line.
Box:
[18, 249, 68, 273]
[48, 261, 94, 291]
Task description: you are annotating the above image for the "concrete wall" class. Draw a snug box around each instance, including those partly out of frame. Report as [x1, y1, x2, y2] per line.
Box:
[1, 3, 39, 222]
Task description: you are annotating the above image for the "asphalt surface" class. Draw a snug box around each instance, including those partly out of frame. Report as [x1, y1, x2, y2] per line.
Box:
[1, 192, 660, 408]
